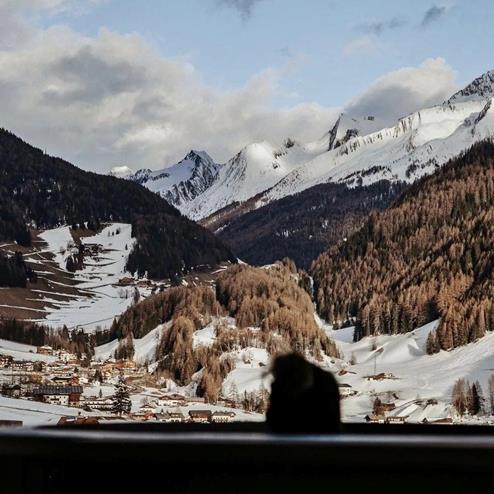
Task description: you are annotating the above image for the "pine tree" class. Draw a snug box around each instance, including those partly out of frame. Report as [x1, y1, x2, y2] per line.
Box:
[452, 378, 467, 416]
[467, 382, 482, 415]
[474, 381, 485, 414]
[111, 375, 132, 416]
[372, 397, 382, 415]
[426, 331, 440, 355]
[228, 382, 240, 405]
[488, 375, 494, 415]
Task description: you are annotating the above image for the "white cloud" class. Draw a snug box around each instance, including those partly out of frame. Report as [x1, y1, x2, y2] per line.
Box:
[0, 6, 461, 174]
[344, 58, 459, 125]
[0, 0, 102, 48]
[0, 15, 339, 172]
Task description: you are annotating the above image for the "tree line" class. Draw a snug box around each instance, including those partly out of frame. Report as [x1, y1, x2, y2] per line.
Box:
[451, 376, 494, 416]
[216, 180, 405, 270]
[312, 141, 494, 351]
[0, 318, 94, 361]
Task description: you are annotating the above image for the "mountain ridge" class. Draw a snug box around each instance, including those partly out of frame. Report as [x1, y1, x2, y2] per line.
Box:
[122, 68, 494, 225]
[0, 128, 235, 280]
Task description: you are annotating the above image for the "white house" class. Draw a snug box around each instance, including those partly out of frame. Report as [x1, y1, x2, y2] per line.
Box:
[157, 412, 185, 423]
[211, 411, 236, 423]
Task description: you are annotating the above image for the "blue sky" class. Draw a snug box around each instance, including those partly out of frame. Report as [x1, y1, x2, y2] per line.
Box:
[0, 0, 491, 171]
[42, 0, 489, 109]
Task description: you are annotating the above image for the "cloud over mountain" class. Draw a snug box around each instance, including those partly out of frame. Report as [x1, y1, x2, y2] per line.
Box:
[344, 58, 458, 126]
[0, 3, 460, 174]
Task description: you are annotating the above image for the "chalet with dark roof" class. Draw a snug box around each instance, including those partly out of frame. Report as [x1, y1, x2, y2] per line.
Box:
[33, 385, 83, 406]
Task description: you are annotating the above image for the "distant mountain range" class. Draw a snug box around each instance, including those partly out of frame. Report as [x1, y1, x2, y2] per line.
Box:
[121, 70, 494, 220]
[117, 69, 494, 267]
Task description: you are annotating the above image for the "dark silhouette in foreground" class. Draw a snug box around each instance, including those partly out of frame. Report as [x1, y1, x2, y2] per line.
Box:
[266, 353, 340, 434]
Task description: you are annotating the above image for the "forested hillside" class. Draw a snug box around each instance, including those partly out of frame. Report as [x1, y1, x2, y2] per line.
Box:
[0, 252, 36, 287]
[107, 261, 339, 401]
[0, 129, 234, 279]
[312, 141, 494, 351]
[215, 181, 405, 269]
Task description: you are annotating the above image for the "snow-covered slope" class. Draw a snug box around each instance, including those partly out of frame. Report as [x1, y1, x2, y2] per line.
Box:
[447, 69, 494, 103]
[259, 97, 494, 205]
[94, 310, 494, 423]
[129, 150, 222, 211]
[0, 339, 57, 363]
[326, 113, 385, 151]
[323, 319, 494, 423]
[0, 395, 99, 426]
[126, 69, 494, 221]
[33, 223, 151, 331]
[183, 139, 329, 220]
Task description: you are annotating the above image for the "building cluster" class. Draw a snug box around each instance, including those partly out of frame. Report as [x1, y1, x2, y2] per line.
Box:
[365, 398, 453, 424]
[0, 345, 240, 423]
[128, 393, 237, 423]
[0, 345, 139, 411]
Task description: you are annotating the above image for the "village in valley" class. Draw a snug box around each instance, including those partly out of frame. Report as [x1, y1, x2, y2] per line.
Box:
[0, 333, 475, 428]
[2, 222, 494, 428]
[0, 341, 249, 426]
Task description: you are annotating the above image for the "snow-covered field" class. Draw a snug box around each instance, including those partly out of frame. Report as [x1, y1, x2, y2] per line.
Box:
[95, 323, 168, 368]
[322, 319, 494, 423]
[0, 395, 98, 426]
[222, 347, 270, 396]
[0, 339, 56, 363]
[32, 223, 150, 332]
[3, 314, 494, 425]
[91, 310, 494, 423]
[90, 314, 481, 424]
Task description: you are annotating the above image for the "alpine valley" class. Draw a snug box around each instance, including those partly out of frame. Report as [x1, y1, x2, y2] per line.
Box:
[2, 70, 494, 425]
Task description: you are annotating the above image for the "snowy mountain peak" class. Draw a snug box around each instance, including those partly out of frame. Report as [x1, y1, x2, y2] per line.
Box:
[130, 168, 154, 185]
[123, 68, 494, 222]
[127, 150, 222, 209]
[327, 113, 385, 150]
[447, 69, 494, 104]
[184, 149, 214, 164]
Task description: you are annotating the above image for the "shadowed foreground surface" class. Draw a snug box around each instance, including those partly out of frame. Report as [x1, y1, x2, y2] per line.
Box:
[1, 423, 494, 493]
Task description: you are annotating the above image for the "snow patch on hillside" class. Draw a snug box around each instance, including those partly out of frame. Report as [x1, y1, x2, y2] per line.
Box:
[35, 223, 150, 332]
[323, 319, 494, 422]
[0, 395, 99, 426]
[222, 347, 271, 396]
